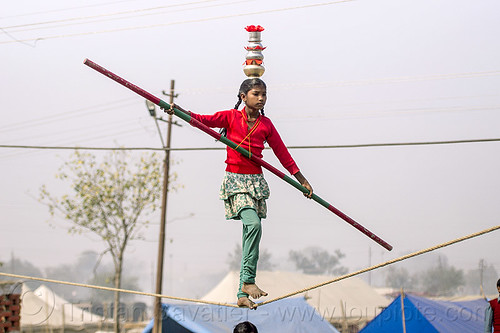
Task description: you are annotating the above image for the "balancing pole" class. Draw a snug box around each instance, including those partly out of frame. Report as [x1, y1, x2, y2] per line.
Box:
[83, 58, 393, 251]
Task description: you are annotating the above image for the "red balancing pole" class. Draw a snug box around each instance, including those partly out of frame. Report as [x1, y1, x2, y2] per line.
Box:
[83, 58, 393, 251]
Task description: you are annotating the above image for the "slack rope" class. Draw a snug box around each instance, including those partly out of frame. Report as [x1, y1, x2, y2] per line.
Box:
[1, 224, 498, 309]
[83, 58, 392, 251]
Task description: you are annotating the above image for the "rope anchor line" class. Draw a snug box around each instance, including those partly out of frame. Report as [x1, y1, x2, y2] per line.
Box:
[1, 224, 498, 309]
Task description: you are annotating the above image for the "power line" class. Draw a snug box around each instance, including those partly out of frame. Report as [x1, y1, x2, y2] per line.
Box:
[1, 81, 498, 148]
[274, 71, 500, 89]
[0, 99, 138, 134]
[0, 126, 152, 160]
[310, 93, 500, 110]
[0, 0, 355, 44]
[1, 0, 225, 31]
[6, 0, 249, 35]
[0, 77, 500, 133]
[7, 69, 488, 134]
[1, 137, 500, 152]
[1, 71, 497, 138]
[274, 105, 500, 122]
[6, 102, 498, 138]
[286, 138, 500, 149]
[5, 118, 143, 143]
[2, 92, 497, 140]
[176, 73, 500, 96]
[0, 0, 142, 20]
[0, 27, 38, 47]
[0, 117, 156, 160]
[0, 98, 137, 130]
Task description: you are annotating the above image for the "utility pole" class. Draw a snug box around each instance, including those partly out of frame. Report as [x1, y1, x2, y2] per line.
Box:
[479, 259, 484, 295]
[153, 80, 177, 333]
[368, 246, 372, 286]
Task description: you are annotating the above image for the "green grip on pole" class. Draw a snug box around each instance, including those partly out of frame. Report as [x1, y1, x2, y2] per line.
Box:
[158, 101, 191, 123]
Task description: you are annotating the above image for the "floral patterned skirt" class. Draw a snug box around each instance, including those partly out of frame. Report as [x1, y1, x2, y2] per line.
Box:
[219, 172, 270, 220]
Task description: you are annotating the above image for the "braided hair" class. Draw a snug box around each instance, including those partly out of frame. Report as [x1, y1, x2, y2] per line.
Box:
[220, 78, 267, 137]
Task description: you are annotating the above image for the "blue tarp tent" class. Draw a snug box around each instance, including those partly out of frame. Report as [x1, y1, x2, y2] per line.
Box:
[142, 297, 339, 333]
[359, 294, 488, 333]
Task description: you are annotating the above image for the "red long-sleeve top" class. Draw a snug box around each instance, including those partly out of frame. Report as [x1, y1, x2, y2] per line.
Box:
[189, 108, 300, 175]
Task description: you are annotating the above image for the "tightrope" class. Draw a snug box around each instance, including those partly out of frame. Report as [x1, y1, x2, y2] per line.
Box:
[256, 224, 500, 307]
[1, 224, 498, 309]
[0, 272, 239, 308]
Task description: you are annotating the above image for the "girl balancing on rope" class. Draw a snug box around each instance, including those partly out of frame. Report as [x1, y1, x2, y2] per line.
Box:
[166, 78, 313, 309]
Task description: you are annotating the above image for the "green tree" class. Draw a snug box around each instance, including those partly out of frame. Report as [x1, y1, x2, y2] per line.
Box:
[88, 270, 140, 303]
[289, 246, 347, 275]
[40, 150, 176, 333]
[0, 254, 44, 290]
[227, 243, 276, 271]
[385, 266, 414, 289]
[464, 260, 499, 295]
[45, 251, 103, 302]
[420, 256, 464, 296]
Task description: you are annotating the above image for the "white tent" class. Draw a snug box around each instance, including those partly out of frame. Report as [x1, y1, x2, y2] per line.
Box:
[202, 271, 390, 329]
[20, 284, 109, 331]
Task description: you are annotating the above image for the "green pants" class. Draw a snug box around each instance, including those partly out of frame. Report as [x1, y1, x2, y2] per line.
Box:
[237, 208, 262, 299]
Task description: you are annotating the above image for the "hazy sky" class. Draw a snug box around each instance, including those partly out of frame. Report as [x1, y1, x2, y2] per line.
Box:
[1, 0, 500, 298]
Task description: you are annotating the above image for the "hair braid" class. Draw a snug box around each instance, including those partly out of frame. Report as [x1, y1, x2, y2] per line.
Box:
[234, 95, 243, 110]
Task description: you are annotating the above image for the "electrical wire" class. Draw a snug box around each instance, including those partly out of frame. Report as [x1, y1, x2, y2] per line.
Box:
[1, 137, 500, 152]
[0, 0, 142, 20]
[7, 2, 248, 35]
[0, 98, 137, 133]
[2, 101, 499, 156]
[174, 71, 500, 96]
[0, 116, 156, 160]
[3, 81, 496, 137]
[0, 27, 38, 47]
[0, 126, 151, 160]
[2, 71, 497, 135]
[6, 1, 250, 35]
[0, 0, 356, 44]
[5, 118, 143, 144]
[1, 0, 228, 31]
[304, 93, 500, 111]
[273, 70, 500, 89]
[1, 118, 159, 152]
[5, 99, 499, 160]
[2, 75, 494, 138]
[273, 105, 500, 122]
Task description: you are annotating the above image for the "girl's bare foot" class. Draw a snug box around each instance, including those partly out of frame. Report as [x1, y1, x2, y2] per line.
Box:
[241, 283, 268, 299]
[237, 296, 257, 309]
